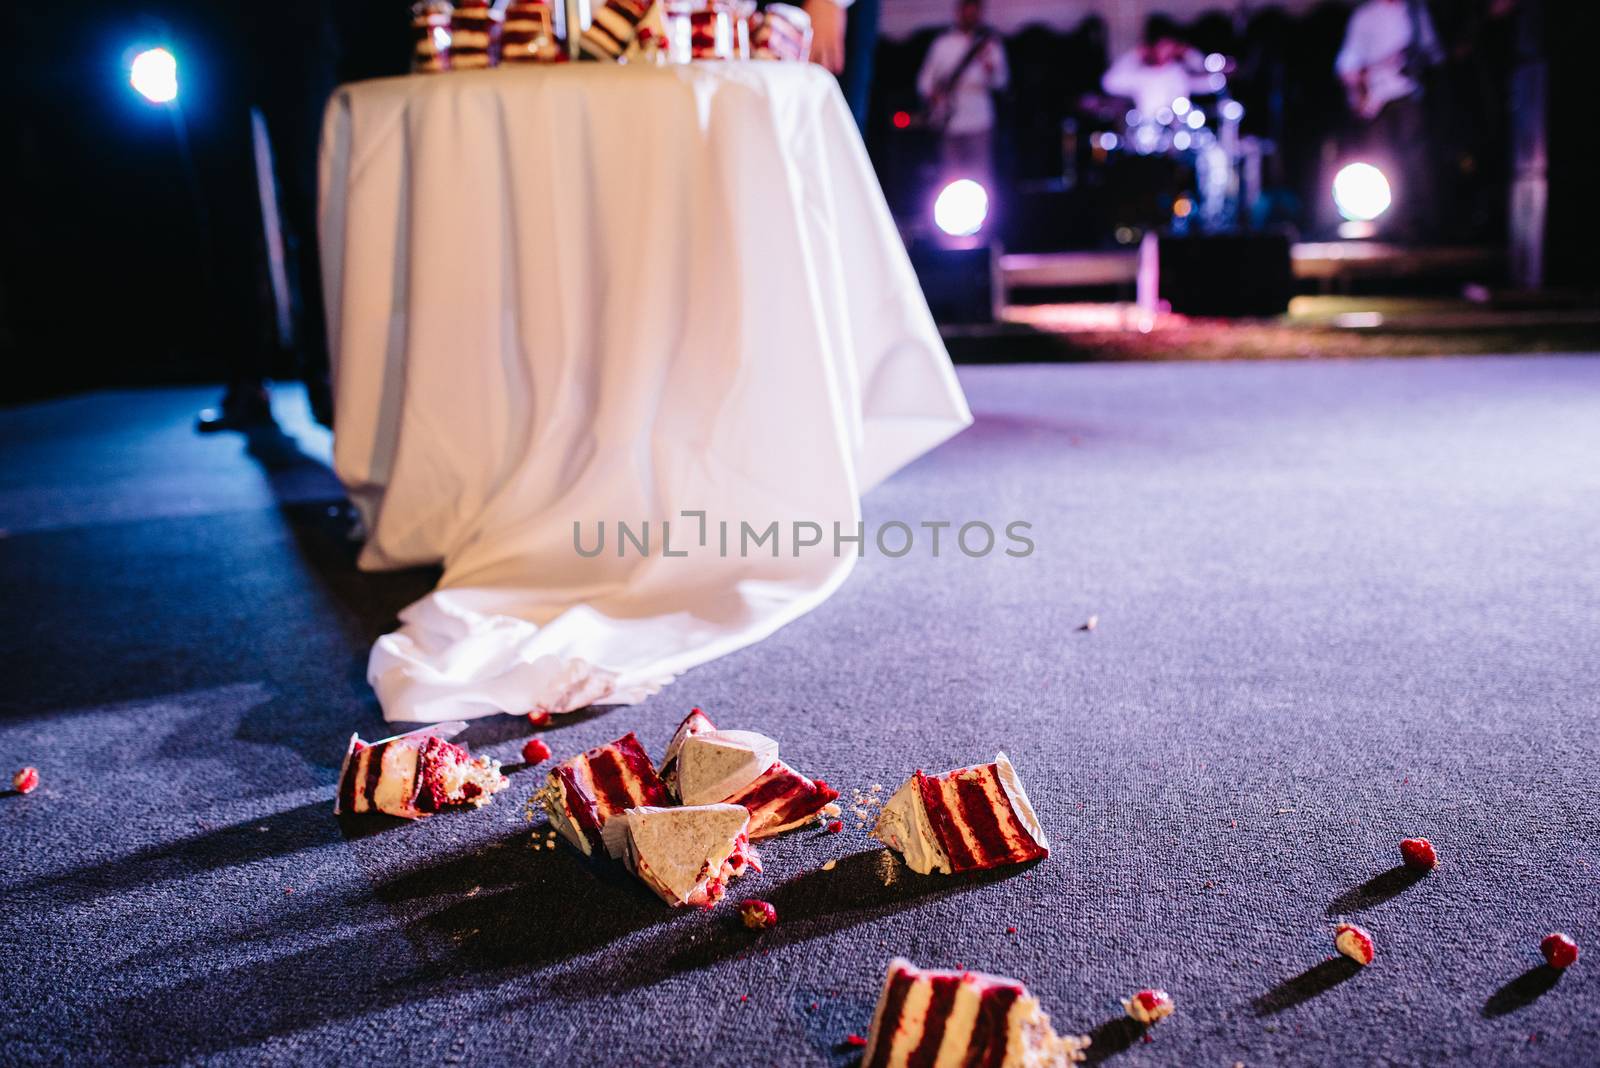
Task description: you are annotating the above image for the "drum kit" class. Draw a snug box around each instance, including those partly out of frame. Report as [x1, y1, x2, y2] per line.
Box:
[1081, 51, 1267, 234]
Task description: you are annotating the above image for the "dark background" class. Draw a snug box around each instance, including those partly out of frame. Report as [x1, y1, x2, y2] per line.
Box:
[4, 1, 1596, 404]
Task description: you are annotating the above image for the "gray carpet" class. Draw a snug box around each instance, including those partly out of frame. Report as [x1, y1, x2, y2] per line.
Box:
[2, 356, 1597, 1066]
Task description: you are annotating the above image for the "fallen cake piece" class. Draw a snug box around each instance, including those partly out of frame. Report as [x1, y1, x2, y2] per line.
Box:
[863, 958, 1088, 1067]
[660, 707, 716, 798]
[659, 708, 838, 837]
[1335, 922, 1376, 966]
[335, 723, 507, 819]
[723, 759, 839, 838]
[539, 732, 670, 857]
[677, 729, 780, 806]
[1122, 988, 1175, 1025]
[617, 804, 758, 907]
[872, 753, 1048, 875]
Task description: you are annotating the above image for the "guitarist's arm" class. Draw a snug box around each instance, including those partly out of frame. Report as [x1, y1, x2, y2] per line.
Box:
[984, 34, 1008, 91]
[917, 36, 948, 104]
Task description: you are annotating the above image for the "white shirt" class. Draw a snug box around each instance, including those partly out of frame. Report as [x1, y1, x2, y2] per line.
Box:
[1101, 48, 1206, 119]
[917, 29, 1009, 135]
[1335, 0, 1441, 116]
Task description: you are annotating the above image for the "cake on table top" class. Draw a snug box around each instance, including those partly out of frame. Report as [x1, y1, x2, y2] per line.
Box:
[658, 708, 838, 838]
[539, 731, 671, 857]
[335, 723, 507, 819]
[872, 753, 1048, 875]
[863, 958, 1089, 1067]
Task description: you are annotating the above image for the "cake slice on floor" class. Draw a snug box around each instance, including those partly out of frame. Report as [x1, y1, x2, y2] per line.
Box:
[616, 804, 759, 907]
[863, 958, 1088, 1067]
[539, 732, 670, 857]
[335, 723, 507, 819]
[872, 753, 1048, 874]
[659, 708, 838, 837]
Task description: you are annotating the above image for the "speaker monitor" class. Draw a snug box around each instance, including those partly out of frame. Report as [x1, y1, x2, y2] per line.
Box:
[1158, 232, 1292, 318]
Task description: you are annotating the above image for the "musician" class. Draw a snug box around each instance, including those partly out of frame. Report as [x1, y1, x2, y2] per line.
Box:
[1336, 0, 1444, 235]
[1101, 16, 1209, 119]
[916, 0, 1009, 184]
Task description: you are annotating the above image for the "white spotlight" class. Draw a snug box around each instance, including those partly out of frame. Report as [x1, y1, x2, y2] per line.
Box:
[130, 47, 178, 104]
[1204, 52, 1226, 73]
[1332, 162, 1392, 222]
[934, 179, 989, 237]
[1172, 96, 1191, 117]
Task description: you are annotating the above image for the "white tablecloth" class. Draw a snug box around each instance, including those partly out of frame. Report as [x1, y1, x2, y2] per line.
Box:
[320, 62, 970, 723]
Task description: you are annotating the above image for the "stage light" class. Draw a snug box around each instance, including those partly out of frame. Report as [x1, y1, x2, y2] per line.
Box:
[130, 47, 178, 104]
[1172, 96, 1191, 117]
[1221, 100, 1244, 122]
[1172, 130, 1192, 150]
[892, 110, 911, 129]
[933, 179, 988, 237]
[1186, 109, 1205, 129]
[1204, 52, 1226, 73]
[1332, 162, 1391, 222]
[1097, 131, 1119, 151]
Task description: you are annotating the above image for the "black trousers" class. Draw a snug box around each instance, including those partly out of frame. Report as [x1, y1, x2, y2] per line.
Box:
[1365, 94, 1436, 238]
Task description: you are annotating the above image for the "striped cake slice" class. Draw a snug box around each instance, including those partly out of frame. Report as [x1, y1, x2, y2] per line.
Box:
[722, 759, 839, 838]
[658, 708, 839, 837]
[335, 723, 507, 819]
[539, 732, 670, 857]
[873, 753, 1048, 874]
[863, 959, 1088, 1068]
[579, 0, 653, 60]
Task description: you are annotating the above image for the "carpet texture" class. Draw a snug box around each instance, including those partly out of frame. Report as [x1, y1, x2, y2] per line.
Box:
[2, 357, 1597, 1066]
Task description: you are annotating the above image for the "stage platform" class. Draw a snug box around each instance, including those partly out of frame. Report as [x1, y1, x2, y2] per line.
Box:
[3, 361, 1598, 1065]
[999, 242, 1504, 301]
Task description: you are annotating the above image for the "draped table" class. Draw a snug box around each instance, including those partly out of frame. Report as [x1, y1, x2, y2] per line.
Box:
[320, 62, 970, 723]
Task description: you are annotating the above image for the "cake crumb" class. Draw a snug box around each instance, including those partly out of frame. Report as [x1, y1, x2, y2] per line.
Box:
[821, 859, 837, 871]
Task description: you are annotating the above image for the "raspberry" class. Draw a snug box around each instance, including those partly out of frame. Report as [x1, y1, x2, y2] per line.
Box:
[843, 1034, 868, 1048]
[1123, 988, 1174, 1025]
[11, 767, 38, 794]
[1540, 933, 1579, 970]
[1335, 922, 1376, 966]
[526, 711, 552, 727]
[1399, 837, 1438, 871]
[826, 819, 843, 833]
[739, 899, 778, 930]
[521, 737, 551, 765]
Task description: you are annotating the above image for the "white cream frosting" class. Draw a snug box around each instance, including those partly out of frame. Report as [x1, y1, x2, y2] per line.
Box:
[994, 752, 1049, 852]
[872, 777, 952, 875]
[372, 742, 421, 816]
[660, 710, 715, 797]
[621, 804, 749, 906]
[677, 730, 778, 806]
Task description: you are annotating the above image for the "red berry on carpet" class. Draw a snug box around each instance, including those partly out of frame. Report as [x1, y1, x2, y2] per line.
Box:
[526, 711, 552, 727]
[1541, 933, 1579, 970]
[1335, 922, 1376, 965]
[12, 767, 39, 794]
[739, 899, 778, 930]
[521, 737, 551, 765]
[843, 1034, 867, 1048]
[1399, 837, 1438, 870]
[826, 819, 843, 833]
